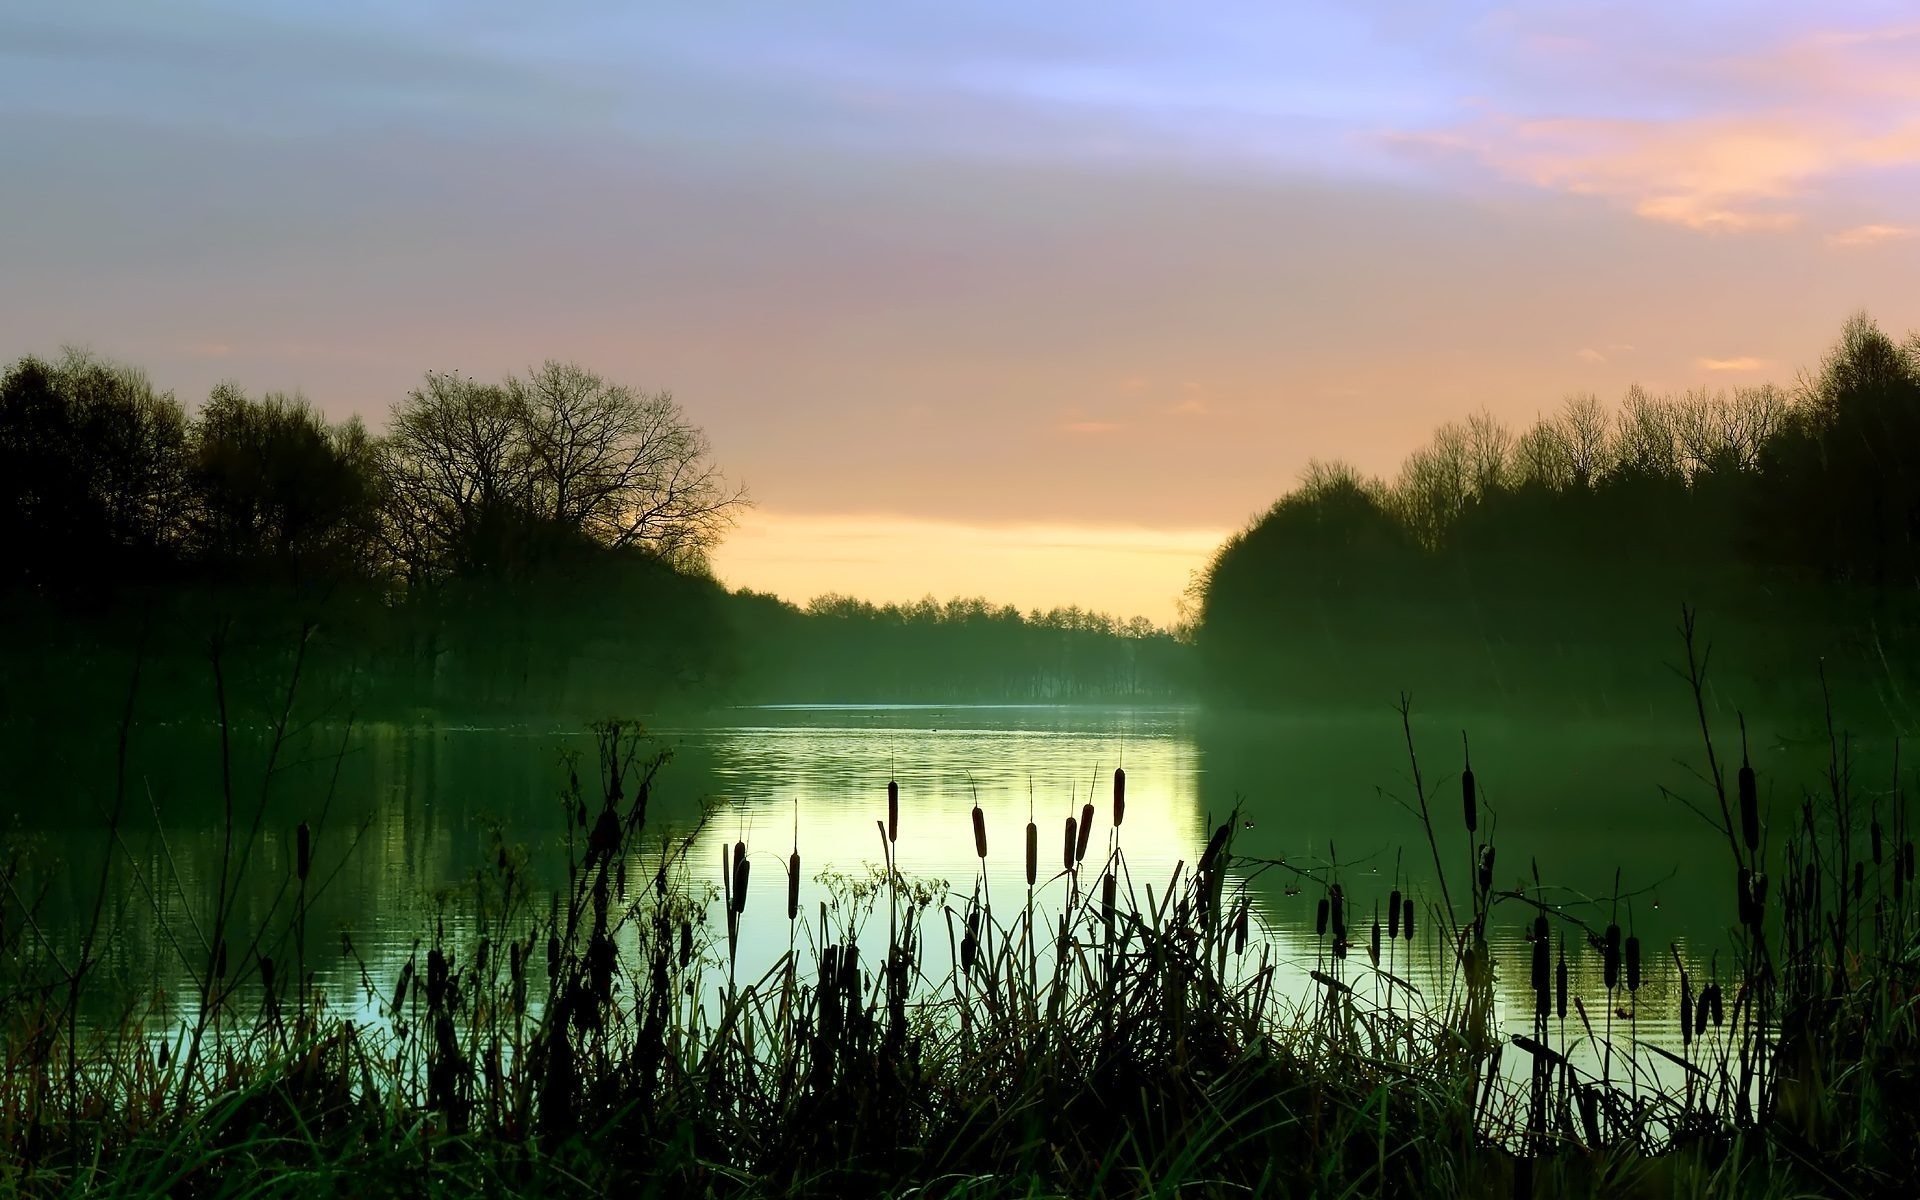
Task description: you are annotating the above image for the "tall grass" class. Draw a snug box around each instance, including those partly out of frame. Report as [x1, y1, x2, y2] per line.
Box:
[2, 610, 1917, 1197]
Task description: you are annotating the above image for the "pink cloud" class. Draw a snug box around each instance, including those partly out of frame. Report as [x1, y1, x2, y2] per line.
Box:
[1394, 22, 1920, 234]
[1827, 223, 1918, 247]
[1697, 356, 1768, 372]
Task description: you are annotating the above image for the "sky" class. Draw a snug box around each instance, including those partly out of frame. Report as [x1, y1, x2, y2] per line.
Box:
[4, 1, 1918, 623]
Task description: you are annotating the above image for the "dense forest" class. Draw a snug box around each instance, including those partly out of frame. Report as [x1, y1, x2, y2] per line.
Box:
[0, 352, 1179, 719]
[1196, 313, 1920, 723]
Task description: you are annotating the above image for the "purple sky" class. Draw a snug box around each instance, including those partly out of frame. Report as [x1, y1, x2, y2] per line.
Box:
[5, 2, 1918, 620]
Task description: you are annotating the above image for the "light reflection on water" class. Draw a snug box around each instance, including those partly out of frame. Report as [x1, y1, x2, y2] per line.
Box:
[7, 701, 1776, 1093]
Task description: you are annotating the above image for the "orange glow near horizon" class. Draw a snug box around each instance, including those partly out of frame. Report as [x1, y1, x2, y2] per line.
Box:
[710, 510, 1226, 626]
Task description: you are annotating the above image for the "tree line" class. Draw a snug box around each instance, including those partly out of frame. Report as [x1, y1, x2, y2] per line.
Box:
[1196, 314, 1920, 719]
[0, 351, 1180, 716]
[0, 351, 742, 593]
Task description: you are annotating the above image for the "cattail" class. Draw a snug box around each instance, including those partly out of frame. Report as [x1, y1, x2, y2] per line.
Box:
[1076, 803, 1095, 863]
[1113, 767, 1127, 828]
[1603, 924, 1620, 990]
[1025, 820, 1038, 887]
[787, 851, 801, 921]
[1708, 983, 1724, 1027]
[1235, 903, 1250, 955]
[888, 780, 899, 844]
[1533, 912, 1549, 944]
[732, 848, 751, 915]
[1063, 817, 1078, 871]
[1402, 897, 1415, 942]
[1477, 845, 1495, 895]
[1329, 885, 1346, 943]
[295, 821, 311, 883]
[1316, 897, 1330, 937]
[1624, 935, 1641, 992]
[1738, 759, 1759, 853]
[1679, 969, 1693, 1048]
[1750, 872, 1767, 922]
[679, 920, 693, 968]
[391, 958, 411, 1013]
[1102, 871, 1117, 939]
[972, 805, 987, 860]
[1200, 821, 1231, 875]
[1693, 987, 1710, 1038]
[1370, 917, 1382, 966]
[1531, 936, 1549, 1015]
[1388, 888, 1402, 939]
[1555, 944, 1568, 1019]
[1462, 739, 1477, 834]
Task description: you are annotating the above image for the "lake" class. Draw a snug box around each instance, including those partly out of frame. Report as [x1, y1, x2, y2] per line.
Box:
[2, 698, 1853, 1064]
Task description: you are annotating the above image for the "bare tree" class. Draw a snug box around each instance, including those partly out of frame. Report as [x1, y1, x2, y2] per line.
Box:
[512, 361, 746, 567]
[1462, 409, 1513, 495]
[381, 362, 746, 581]
[1391, 422, 1472, 548]
[1558, 393, 1610, 489]
[1512, 415, 1573, 490]
[1612, 385, 1682, 480]
[381, 372, 533, 581]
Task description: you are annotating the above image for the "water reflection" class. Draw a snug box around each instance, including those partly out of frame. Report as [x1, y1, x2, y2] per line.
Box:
[2, 702, 1823, 1074]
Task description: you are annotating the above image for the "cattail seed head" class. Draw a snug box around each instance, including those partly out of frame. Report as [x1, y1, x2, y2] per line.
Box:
[1102, 871, 1117, 938]
[1076, 803, 1095, 863]
[1113, 767, 1126, 828]
[1679, 970, 1693, 1049]
[732, 854, 751, 915]
[1025, 821, 1038, 887]
[1402, 897, 1415, 941]
[1555, 946, 1568, 1019]
[1235, 903, 1250, 955]
[1315, 897, 1330, 937]
[1603, 924, 1621, 990]
[888, 780, 899, 844]
[1463, 763, 1478, 834]
[1738, 761, 1759, 853]
[1063, 817, 1077, 871]
[1694, 988, 1710, 1038]
[787, 851, 801, 921]
[295, 822, 311, 882]
[1531, 937, 1549, 1014]
[1477, 845, 1496, 895]
[1708, 983, 1723, 1027]
[972, 805, 987, 860]
[1329, 885, 1346, 942]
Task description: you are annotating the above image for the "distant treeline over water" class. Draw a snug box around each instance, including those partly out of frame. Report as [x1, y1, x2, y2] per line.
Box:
[0, 354, 1182, 719]
[1197, 313, 1920, 724]
[7, 314, 1920, 723]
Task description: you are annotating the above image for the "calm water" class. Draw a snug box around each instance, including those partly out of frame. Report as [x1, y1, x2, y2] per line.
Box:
[3, 701, 1848, 1063]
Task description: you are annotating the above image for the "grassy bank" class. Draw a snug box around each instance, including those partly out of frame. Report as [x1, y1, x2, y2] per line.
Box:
[2, 624, 1916, 1197]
